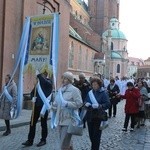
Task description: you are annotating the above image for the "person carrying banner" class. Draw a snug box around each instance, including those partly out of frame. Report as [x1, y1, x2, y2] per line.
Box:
[22, 70, 53, 147]
[0, 74, 17, 136]
[51, 72, 83, 150]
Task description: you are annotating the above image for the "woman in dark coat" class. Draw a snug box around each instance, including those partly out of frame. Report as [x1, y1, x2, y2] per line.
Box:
[84, 77, 110, 150]
[107, 78, 120, 117]
[0, 74, 17, 136]
[119, 82, 140, 132]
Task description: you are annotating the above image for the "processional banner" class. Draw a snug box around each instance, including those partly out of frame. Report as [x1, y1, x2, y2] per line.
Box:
[24, 13, 59, 84]
[2, 13, 59, 119]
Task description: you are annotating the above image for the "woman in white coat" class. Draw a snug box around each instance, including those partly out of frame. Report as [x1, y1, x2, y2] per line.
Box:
[52, 72, 83, 150]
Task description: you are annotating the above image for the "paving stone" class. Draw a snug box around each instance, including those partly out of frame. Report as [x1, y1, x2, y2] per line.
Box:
[0, 101, 150, 149]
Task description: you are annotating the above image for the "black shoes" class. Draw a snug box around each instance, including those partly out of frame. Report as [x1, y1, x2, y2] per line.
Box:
[22, 140, 33, 146]
[22, 140, 46, 147]
[37, 141, 46, 147]
[130, 128, 134, 132]
[3, 130, 11, 136]
[122, 128, 127, 132]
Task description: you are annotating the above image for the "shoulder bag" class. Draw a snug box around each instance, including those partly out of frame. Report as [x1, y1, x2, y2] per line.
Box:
[91, 107, 108, 122]
[67, 122, 83, 136]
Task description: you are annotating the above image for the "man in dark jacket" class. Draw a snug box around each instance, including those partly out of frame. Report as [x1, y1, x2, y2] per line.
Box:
[22, 71, 53, 147]
[76, 73, 91, 102]
[76, 73, 91, 128]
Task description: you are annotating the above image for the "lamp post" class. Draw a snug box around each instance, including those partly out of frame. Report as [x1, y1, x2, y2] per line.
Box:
[105, 25, 112, 80]
[43, 0, 47, 14]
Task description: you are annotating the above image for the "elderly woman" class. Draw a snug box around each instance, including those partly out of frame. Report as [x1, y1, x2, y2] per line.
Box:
[84, 77, 110, 150]
[0, 74, 17, 136]
[136, 80, 148, 128]
[52, 72, 82, 150]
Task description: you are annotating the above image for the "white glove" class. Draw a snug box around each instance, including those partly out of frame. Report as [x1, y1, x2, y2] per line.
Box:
[85, 102, 91, 107]
[92, 104, 99, 109]
[36, 70, 40, 76]
[52, 101, 57, 107]
[61, 99, 67, 107]
[10, 107, 15, 118]
[32, 97, 37, 102]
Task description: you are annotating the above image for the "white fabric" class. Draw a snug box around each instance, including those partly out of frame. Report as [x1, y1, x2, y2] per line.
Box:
[85, 102, 91, 107]
[92, 103, 99, 109]
[36, 70, 40, 76]
[32, 97, 37, 102]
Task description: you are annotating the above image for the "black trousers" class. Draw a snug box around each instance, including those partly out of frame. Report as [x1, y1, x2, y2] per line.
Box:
[109, 103, 117, 117]
[124, 113, 136, 129]
[28, 106, 48, 142]
[87, 121, 102, 150]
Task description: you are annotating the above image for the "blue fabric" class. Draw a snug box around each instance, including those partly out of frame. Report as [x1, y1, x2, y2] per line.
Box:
[52, 13, 59, 91]
[31, 74, 52, 107]
[84, 88, 110, 122]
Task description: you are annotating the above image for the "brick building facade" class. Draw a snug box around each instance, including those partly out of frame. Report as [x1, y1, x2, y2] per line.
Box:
[0, 0, 127, 95]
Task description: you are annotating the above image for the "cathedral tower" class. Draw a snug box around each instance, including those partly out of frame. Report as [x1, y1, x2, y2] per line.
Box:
[88, 0, 120, 36]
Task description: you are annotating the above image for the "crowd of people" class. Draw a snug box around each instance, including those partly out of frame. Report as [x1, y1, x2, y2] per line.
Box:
[0, 71, 150, 150]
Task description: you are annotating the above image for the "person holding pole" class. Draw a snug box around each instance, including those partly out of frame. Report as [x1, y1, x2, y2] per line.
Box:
[22, 70, 53, 147]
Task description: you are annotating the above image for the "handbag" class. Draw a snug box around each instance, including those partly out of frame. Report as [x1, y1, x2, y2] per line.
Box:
[67, 122, 83, 136]
[91, 108, 108, 121]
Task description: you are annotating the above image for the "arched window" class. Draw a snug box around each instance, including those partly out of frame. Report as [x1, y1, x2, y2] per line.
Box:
[69, 41, 74, 68]
[78, 46, 82, 69]
[117, 64, 120, 73]
[80, 15, 82, 20]
[75, 10, 78, 16]
[111, 42, 114, 50]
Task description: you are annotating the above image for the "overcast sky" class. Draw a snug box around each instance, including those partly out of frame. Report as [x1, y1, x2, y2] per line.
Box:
[84, 0, 150, 60]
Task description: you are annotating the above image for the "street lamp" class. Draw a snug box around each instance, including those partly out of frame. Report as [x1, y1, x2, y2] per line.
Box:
[43, 0, 47, 14]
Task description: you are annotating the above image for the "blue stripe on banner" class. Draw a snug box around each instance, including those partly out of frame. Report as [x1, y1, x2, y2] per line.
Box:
[11, 18, 31, 80]
[24, 23, 32, 65]
[0, 18, 31, 100]
[4, 86, 13, 102]
[52, 13, 59, 91]
[15, 17, 31, 118]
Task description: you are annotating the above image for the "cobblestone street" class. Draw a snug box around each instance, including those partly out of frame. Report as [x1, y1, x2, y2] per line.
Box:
[0, 100, 150, 150]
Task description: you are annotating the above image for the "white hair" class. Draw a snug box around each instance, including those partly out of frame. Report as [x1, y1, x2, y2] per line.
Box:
[62, 72, 73, 83]
[79, 73, 85, 78]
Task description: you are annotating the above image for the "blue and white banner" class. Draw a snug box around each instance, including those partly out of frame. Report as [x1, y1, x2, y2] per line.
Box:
[0, 13, 59, 119]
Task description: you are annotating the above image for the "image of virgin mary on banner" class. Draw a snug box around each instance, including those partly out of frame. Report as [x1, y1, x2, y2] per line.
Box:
[25, 13, 59, 88]
[25, 15, 52, 74]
